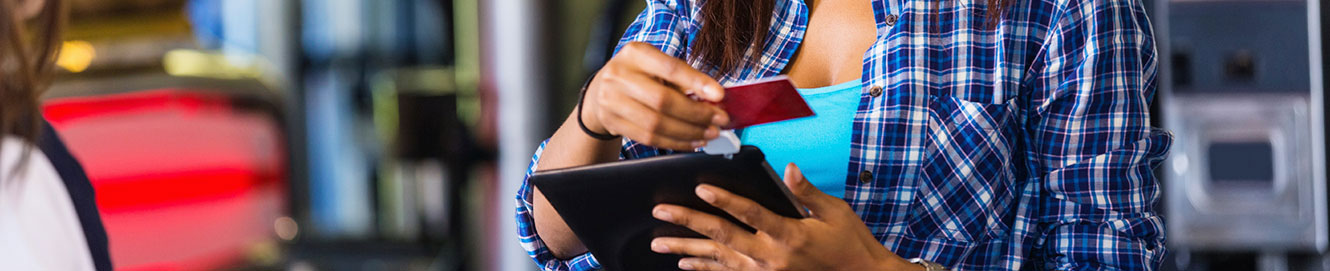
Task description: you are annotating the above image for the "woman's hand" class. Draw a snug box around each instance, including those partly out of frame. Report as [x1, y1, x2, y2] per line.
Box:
[650, 164, 922, 271]
[582, 42, 730, 150]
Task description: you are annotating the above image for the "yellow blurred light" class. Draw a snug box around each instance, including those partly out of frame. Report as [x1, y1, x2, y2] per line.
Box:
[56, 40, 95, 73]
[162, 49, 267, 80]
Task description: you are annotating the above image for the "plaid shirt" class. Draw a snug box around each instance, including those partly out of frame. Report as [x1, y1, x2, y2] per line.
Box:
[517, 0, 1171, 270]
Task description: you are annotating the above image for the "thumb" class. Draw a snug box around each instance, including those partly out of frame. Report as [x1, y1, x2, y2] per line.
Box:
[782, 163, 841, 218]
[696, 83, 725, 103]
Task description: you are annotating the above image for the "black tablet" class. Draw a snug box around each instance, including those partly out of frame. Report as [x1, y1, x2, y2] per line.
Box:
[530, 146, 808, 271]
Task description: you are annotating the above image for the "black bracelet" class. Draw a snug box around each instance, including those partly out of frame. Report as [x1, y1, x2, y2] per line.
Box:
[577, 74, 620, 141]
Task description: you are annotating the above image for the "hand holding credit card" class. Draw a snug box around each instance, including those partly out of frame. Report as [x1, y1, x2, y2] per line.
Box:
[717, 76, 814, 129]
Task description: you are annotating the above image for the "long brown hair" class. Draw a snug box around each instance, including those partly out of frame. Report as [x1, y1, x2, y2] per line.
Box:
[692, 0, 1009, 74]
[1, 0, 65, 144]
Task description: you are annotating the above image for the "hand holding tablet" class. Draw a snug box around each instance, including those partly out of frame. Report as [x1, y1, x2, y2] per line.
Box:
[531, 146, 806, 271]
[534, 76, 819, 270]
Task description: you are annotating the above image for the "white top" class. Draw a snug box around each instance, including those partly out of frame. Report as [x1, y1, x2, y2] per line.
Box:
[0, 136, 96, 270]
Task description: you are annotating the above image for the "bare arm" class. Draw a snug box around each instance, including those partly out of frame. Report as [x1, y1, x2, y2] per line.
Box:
[529, 110, 622, 258]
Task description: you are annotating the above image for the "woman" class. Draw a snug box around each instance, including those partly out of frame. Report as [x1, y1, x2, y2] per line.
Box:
[519, 0, 1169, 269]
[0, 0, 112, 270]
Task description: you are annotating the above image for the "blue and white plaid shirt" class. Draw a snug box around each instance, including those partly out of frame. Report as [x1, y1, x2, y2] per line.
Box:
[517, 0, 1172, 269]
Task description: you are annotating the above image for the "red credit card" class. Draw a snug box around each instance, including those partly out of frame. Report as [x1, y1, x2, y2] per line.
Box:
[719, 76, 814, 129]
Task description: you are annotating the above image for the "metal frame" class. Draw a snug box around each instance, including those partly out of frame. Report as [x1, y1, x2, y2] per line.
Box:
[1157, 0, 1330, 269]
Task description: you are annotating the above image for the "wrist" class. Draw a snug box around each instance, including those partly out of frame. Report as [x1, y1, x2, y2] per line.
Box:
[578, 103, 604, 132]
[576, 80, 618, 140]
[881, 256, 924, 271]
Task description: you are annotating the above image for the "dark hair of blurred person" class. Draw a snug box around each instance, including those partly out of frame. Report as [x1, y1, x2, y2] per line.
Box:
[0, 0, 112, 270]
[1, 0, 61, 146]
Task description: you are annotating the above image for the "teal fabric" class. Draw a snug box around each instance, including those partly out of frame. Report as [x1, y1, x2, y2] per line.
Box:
[739, 80, 862, 198]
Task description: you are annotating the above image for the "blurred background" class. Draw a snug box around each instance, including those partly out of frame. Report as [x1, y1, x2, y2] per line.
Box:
[34, 0, 1330, 270]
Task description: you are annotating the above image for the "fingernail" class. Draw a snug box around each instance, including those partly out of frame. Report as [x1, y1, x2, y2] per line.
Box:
[678, 260, 694, 270]
[704, 126, 719, 139]
[651, 239, 670, 253]
[711, 112, 730, 126]
[653, 208, 673, 222]
[692, 140, 707, 148]
[708, 86, 724, 99]
[696, 186, 715, 203]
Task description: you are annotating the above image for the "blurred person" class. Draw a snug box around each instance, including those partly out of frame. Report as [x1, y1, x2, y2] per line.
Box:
[519, 0, 1170, 270]
[0, 0, 112, 270]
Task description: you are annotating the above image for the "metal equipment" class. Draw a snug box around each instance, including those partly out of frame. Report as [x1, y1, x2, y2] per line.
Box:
[1157, 0, 1328, 269]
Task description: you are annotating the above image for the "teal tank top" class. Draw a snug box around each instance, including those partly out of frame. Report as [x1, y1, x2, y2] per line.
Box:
[739, 80, 861, 198]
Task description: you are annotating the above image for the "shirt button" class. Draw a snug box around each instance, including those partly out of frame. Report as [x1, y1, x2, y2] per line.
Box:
[885, 14, 899, 26]
[868, 85, 883, 97]
[858, 170, 873, 184]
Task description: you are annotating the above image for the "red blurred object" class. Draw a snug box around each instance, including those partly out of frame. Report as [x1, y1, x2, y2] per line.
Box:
[44, 89, 287, 270]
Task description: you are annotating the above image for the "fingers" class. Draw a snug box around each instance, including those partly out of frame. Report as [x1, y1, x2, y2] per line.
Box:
[604, 100, 717, 142]
[597, 84, 720, 140]
[652, 204, 765, 256]
[589, 42, 735, 150]
[620, 42, 725, 102]
[677, 258, 732, 271]
[783, 163, 852, 220]
[651, 238, 747, 271]
[695, 185, 793, 239]
[607, 71, 726, 127]
[599, 114, 701, 150]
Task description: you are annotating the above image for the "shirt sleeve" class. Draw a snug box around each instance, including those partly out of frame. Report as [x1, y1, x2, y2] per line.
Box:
[514, 1, 693, 269]
[1024, 0, 1172, 269]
